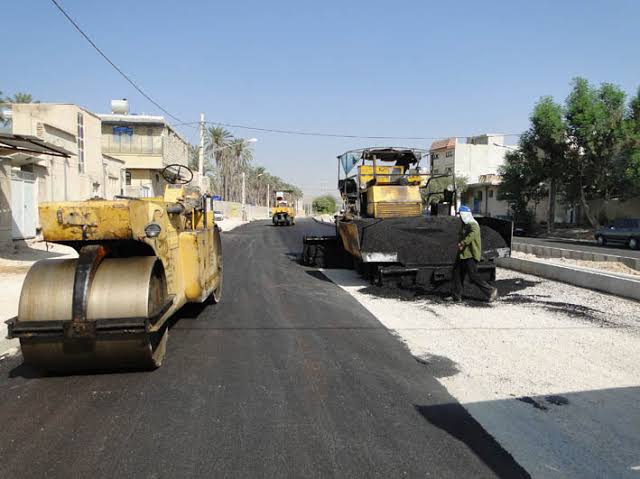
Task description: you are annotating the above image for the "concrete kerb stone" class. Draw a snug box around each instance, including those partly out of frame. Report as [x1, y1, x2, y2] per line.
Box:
[497, 256, 640, 302]
[512, 243, 640, 271]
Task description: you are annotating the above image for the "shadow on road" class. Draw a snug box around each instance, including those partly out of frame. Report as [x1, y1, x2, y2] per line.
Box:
[305, 270, 333, 282]
[0, 241, 69, 261]
[415, 403, 531, 479]
[7, 301, 212, 380]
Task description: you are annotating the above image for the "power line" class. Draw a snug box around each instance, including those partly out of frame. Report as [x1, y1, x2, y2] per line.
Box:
[49, 0, 523, 143]
[175, 120, 524, 141]
[49, 0, 183, 124]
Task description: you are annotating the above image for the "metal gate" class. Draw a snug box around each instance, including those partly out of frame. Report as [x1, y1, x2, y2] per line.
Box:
[11, 171, 36, 239]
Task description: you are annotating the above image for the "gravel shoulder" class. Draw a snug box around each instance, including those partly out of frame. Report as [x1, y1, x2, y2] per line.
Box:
[320, 266, 640, 479]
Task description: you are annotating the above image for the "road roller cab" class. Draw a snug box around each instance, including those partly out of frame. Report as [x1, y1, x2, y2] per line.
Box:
[7, 164, 223, 371]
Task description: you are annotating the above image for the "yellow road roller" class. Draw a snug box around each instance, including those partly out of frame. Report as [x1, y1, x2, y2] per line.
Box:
[7, 164, 222, 371]
[271, 190, 296, 226]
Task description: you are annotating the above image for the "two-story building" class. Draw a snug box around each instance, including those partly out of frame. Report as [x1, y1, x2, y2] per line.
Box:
[0, 103, 125, 239]
[430, 134, 514, 216]
[99, 100, 190, 197]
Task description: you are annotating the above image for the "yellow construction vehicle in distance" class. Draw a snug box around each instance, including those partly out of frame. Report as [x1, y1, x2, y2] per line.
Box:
[271, 190, 296, 226]
[7, 164, 222, 372]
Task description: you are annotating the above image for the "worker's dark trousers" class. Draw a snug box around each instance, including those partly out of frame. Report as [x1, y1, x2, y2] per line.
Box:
[452, 258, 495, 300]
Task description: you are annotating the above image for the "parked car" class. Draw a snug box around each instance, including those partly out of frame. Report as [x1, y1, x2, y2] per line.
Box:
[214, 210, 224, 222]
[595, 218, 640, 249]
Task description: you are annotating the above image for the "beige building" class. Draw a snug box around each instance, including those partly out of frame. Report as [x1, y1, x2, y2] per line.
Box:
[0, 103, 125, 240]
[463, 174, 510, 217]
[99, 101, 191, 197]
[430, 134, 512, 184]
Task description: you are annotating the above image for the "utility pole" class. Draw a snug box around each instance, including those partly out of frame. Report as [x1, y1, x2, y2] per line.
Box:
[241, 171, 247, 221]
[266, 183, 270, 218]
[198, 112, 205, 190]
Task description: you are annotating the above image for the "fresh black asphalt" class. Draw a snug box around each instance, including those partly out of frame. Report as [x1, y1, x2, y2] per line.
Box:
[0, 219, 528, 479]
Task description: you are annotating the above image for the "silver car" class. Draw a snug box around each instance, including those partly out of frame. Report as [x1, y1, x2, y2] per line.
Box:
[595, 218, 640, 249]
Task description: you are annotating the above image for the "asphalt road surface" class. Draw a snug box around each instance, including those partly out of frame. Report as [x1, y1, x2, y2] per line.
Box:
[513, 235, 640, 259]
[0, 219, 528, 479]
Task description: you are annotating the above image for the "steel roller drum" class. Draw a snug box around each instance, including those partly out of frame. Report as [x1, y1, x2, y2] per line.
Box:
[18, 256, 168, 371]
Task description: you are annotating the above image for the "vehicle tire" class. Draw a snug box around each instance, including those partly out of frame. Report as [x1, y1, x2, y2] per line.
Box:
[630, 238, 639, 250]
[596, 235, 606, 246]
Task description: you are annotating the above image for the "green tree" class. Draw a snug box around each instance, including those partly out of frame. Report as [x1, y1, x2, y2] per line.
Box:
[565, 78, 627, 226]
[188, 144, 200, 171]
[312, 195, 337, 214]
[226, 138, 254, 202]
[621, 88, 640, 196]
[204, 126, 233, 199]
[8, 92, 34, 103]
[498, 132, 547, 222]
[529, 96, 568, 232]
[422, 175, 468, 205]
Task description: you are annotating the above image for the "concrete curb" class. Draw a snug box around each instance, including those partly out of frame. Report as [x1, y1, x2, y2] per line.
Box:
[498, 257, 640, 302]
[512, 243, 640, 271]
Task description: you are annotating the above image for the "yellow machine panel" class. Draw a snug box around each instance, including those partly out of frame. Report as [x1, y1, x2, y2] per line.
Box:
[357, 165, 404, 187]
[365, 185, 422, 218]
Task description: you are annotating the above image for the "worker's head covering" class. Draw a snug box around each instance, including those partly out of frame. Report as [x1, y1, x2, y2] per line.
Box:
[458, 205, 477, 225]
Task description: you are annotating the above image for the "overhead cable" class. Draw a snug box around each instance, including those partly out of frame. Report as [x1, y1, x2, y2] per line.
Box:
[49, 0, 183, 123]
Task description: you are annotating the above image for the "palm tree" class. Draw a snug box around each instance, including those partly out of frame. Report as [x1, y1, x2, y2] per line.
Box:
[204, 126, 233, 198]
[9, 92, 34, 103]
[188, 144, 200, 171]
[226, 138, 254, 202]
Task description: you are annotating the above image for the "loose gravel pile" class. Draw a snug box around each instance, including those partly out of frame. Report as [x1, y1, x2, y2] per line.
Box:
[354, 216, 508, 265]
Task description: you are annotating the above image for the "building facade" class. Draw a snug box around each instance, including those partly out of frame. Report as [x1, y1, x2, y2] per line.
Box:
[463, 174, 509, 217]
[429, 134, 514, 216]
[99, 104, 190, 197]
[430, 134, 512, 185]
[1, 103, 125, 240]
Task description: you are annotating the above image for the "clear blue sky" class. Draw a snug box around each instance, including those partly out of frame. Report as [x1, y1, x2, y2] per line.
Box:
[4, 0, 640, 199]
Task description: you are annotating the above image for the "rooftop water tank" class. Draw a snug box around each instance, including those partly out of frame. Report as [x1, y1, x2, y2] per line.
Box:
[111, 99, 129, 115]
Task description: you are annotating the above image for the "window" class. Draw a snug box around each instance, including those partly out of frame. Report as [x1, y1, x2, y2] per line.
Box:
[125, 171, 131, 186]
[475, 190, 483, 200]
[431, 153, 440, 160]
[445, 150, 453, 158]
[445, 167, 453, 174]
[147, 127, 154, 153]
[77, 112, 85, 173]
[489, 189, 494, 198]
[432, 169, 440, 175]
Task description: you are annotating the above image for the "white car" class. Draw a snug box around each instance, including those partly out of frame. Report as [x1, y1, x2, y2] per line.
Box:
[214, 210, 224, 222]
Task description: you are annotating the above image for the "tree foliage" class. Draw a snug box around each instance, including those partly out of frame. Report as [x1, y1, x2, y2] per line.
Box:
[499, 77, 640, 227]
[194, 126, 301, 205]
[421, 175, 468, 204]
[1, 89, 37, 125]
[312, 195, 337, 214]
